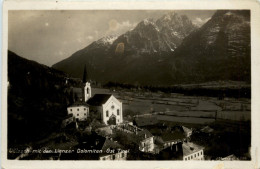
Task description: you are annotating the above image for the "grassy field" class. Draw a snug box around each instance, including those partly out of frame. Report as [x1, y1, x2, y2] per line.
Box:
[92, 88, 251, 124]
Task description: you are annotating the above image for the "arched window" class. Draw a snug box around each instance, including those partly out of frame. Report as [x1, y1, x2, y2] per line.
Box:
[117, 109, 120, 115]
[87, 88, 89, 94]
[106, 110, 109, 117]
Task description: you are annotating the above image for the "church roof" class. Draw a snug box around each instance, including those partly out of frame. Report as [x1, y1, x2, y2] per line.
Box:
[86, 94, 112, 106]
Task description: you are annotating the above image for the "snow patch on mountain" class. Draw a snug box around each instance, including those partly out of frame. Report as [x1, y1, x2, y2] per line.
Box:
[96, 35, 118, 45]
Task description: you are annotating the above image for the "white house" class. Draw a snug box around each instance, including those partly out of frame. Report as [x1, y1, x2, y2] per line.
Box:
[67, 101, 89, 121]
[182, 142, 204, 161]
[87, 94, 123, 125]
[182, 126, 192, 138]
[137, 129, 155, 153]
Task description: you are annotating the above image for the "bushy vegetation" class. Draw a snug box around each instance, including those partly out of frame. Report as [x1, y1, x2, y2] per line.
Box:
[8, 51, 78, 148]
[190, 120, 251, 160]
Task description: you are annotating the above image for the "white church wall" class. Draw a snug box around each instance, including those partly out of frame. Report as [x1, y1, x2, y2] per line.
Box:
[102, 96, 123, 125]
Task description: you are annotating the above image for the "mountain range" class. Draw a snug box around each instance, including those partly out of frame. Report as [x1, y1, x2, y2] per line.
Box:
[52, 10, 250, 85]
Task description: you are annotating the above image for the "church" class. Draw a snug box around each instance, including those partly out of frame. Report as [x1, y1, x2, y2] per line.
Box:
[67, 66, 123, 125]
[87, 94, 123, 125]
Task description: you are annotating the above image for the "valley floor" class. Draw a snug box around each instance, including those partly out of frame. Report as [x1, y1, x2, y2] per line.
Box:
[8, 87, 251, 160]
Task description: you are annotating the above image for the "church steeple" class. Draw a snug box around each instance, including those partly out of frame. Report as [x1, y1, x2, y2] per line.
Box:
[82, 64, 88, 83]
[83, 65, 91, 102]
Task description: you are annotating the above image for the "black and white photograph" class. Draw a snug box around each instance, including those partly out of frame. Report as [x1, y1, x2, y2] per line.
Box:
[1, 1, 260, 169]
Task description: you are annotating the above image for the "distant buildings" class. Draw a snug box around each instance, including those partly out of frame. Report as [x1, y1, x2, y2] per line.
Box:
[76, 132, 126, 160]
[66, 66, 123, 125]
[156, 126, 187, 150]
[219, 154, 238, 161]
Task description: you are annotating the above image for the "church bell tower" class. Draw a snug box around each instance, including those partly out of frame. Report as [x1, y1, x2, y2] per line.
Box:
[82, 65, 91, 102]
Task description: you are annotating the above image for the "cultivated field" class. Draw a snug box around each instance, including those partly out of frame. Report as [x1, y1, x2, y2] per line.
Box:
[92, 88, 251, 124]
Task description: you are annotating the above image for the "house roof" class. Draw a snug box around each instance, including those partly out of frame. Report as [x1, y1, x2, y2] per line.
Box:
[87, 94, 112, 106]
[182, 126, 192, 134]
[134, 116, 158, 127]
[96, 126, 113, 137]
[135, 129, 153, 143]
[221, 154, 238, 160]
[99, 138, 123, 157]
[161, 130, 185, 142]
[68, 101, 89, 107]
[159, 144, 184, 160]
[101, 139, 123, 151]
[182, 142, 204, 156]
[200, 126, 214, 133]
[154, 136, 164, 145]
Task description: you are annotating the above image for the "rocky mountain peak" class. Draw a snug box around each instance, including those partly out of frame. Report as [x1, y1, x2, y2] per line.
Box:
[134, 18, 159, 32]
[52, 10, 250, 85]
[109, 12, 196, 55]
[95, 35, 118, 45]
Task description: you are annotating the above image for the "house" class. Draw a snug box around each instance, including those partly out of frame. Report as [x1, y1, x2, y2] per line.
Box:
[113, 123, 155, 153]
[99, 138, 127, 160]
[95, 126, 113, 137]
[182, 141, 204, 160]
[136, 129, 155, 153]
[87, 94, 123, 125]
[158, 142, 183, 160]
[77, 131, 127, 160]
[182, 126, 192, 138]
[200, 126, 214, 134]
[67, 101, 89, 121]
[160, 128, 186, 149]
[219, 154, 239, 161]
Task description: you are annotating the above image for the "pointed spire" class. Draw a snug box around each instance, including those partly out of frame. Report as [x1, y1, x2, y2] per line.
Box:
[82, 64, 88, 83]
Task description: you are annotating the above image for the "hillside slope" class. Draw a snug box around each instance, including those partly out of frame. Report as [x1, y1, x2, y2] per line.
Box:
[8, 51, 77, 147]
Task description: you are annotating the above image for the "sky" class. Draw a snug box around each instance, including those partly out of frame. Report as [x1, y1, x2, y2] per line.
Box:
[8, 10, 215, 66]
